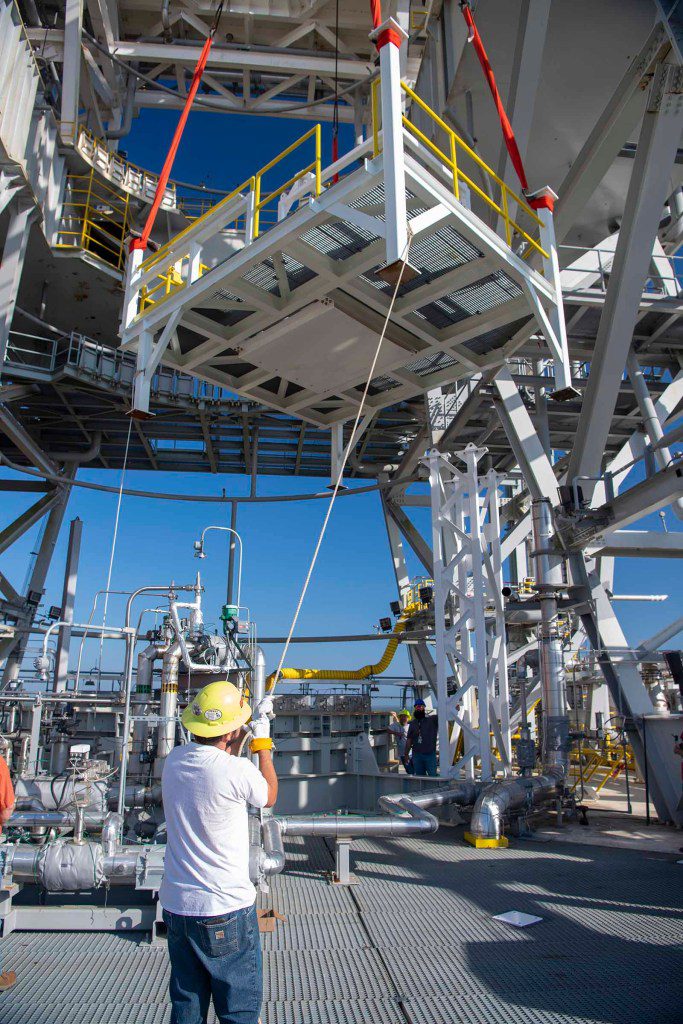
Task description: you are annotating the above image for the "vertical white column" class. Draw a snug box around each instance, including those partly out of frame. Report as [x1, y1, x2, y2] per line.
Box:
[0, 204, 34, 370]
[370, 19, 409, 268]
[132, 328, 154, 415]
[61, 0, 84, 140]
[528, 186, 574, 398]
[427, 448, 454, 778]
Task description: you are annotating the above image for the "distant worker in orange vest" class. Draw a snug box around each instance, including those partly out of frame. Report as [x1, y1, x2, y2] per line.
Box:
[0, 754, 16, 992]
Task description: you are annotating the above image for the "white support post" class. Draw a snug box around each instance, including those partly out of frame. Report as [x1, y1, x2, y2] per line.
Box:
[0, 204, 35, 371]
[122, 245, 144, 331]
[370, 18, 410, 270]
[526, 186, 575, 399]
[61, 0, 84, 140]
[329, 422, 345, 487]
[132, 328, 154, 416]
[427, 446, 509, 781]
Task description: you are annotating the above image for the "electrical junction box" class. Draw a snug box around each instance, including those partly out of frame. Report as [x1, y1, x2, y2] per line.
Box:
[515, 739, 536, 769]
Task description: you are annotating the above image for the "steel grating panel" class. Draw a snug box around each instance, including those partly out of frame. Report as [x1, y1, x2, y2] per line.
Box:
[263, 949, 392, 1000]
[0, 834, 681, 1023]
[260, 914, 369, 952]
[261, 999, 404, 1024]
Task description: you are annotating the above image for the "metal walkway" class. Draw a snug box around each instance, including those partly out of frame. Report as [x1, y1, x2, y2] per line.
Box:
[1, 831, 681, 1024]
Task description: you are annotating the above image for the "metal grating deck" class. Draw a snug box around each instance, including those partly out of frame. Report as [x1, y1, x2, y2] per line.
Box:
[1, 830, 682, 1023]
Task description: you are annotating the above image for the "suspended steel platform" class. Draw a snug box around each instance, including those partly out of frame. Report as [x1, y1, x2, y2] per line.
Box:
[121, 77, 571, 427]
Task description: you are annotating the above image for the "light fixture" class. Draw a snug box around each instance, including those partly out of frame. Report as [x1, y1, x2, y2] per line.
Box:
[390, 600, 401, 616]
[193, 540, 206, 559]
[419, 586, 433, 604]
[379, 617, 392, 632]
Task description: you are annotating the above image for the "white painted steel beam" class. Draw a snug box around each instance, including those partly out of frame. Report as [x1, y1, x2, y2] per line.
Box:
[553, 24, 670, 243]
[588, 530, 683, 558]
[492, 368, 560, 505]
[0, 206, 36, 369]
[111, 40, 373, 79]
[568, 64, 683, 490]
[61, 0, 84, 138]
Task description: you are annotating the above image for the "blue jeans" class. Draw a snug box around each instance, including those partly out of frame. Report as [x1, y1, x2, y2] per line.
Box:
[412, 751, 437, 776]
[163, 904, 262, 1024]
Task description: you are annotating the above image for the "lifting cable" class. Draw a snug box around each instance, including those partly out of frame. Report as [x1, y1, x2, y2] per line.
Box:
[458, 1, 529, 194]
[269, 234, 413, 696]
[130, 0, 225, 253]
[96, 416, 133, 684]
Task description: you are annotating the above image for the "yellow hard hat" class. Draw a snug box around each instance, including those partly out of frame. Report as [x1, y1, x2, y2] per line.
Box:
[181, 681, 252, 737]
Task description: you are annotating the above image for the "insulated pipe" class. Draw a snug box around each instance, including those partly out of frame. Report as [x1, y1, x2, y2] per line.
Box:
[101, 813, 123, 856]
[7, 809, 105, 829]
[467, 773, 560, 842]
[260, 816, 285, 875]
[277, 784, 478, 839]
[532, 499, 570, 776]
[155, 641, 183, 768]
[132, 642, 166, 765]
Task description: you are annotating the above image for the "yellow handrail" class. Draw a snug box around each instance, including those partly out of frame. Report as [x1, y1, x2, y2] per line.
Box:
[371, 78, 548, 260]
[135, 124, 322, 315]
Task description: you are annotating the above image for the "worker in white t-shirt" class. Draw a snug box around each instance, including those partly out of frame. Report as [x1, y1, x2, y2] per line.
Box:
[160, 680, 277, 1024]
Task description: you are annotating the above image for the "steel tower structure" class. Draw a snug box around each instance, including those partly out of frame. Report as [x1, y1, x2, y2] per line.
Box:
[0, 0, 681, 831]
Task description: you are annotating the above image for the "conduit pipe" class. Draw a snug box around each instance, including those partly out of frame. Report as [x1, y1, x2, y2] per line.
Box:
[266, 615, 409, 690]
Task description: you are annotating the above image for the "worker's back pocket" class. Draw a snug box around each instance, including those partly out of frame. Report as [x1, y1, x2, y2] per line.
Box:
[195, 914, 240, 957]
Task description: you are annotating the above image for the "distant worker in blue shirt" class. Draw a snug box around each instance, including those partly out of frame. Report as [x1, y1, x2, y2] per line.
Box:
[403, 699, 438, 776]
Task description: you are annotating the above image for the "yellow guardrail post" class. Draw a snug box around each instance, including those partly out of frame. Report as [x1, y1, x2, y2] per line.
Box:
[501, 184, 511, 246]
[317, 124, 325, 195]
[371, 78, 381, 158]
[80, 170, 94, 250]
[253, 174, 262, 239]
[449, 132, 459, 202]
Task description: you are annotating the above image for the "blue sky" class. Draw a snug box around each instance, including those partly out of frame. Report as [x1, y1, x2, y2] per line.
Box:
[1, 108, 681, 692]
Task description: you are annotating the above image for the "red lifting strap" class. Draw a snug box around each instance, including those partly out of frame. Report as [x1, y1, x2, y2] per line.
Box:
[459, 2, 529, 195]
[131, 4, 224, 254]
[369, 0, 382, 30]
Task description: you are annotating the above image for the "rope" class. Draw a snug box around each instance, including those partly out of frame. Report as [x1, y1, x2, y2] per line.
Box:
[269, 235, 413, 694]
[96, 417, 133, 686]
[459, 1, 529, 194]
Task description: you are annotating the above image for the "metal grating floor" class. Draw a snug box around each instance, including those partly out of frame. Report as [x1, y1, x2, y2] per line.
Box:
[1, 831, 682, 1023]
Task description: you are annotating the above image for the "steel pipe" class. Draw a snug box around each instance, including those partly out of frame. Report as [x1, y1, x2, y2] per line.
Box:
[260, 816, 285, 876]
[278, 784, 478, 839]
[468, 773, 561, 841]
[532, 498, 570, 776]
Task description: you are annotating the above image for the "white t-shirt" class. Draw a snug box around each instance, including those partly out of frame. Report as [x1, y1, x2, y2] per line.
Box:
[159, 742, 269, 916]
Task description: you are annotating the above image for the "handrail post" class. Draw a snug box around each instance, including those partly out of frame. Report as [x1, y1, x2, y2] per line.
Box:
[315, 125, 322, 195]
[252, 175, 261, 240]
[245, 179, 257, 244]
[527, 186, 575, 400]
[369, 18, 410, 269]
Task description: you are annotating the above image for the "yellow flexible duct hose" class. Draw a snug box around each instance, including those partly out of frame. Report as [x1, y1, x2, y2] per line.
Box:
[266, 615, 409, 691]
